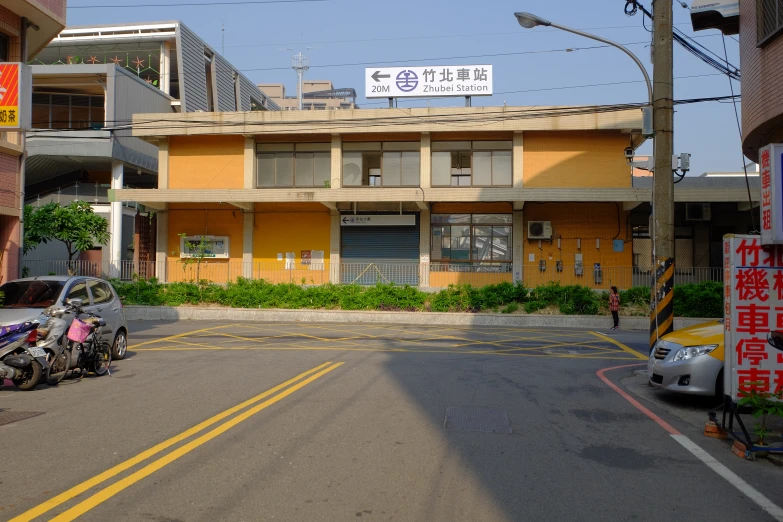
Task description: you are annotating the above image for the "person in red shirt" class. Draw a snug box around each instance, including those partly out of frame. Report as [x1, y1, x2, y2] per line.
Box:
[609, 286, 620, 330]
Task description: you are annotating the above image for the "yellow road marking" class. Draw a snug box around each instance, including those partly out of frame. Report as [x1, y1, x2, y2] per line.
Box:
[128, 324, 237, 349]
[49, 362, 344, 522]
[589, 331, 647, 360]
[10, 361, 333, 522]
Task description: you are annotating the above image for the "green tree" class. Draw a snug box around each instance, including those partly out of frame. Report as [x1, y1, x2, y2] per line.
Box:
[24, 201, 110, 262]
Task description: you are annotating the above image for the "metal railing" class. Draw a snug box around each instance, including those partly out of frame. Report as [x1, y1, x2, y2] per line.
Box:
[340, 263, 420, 286]
[20, 259, 725, 289]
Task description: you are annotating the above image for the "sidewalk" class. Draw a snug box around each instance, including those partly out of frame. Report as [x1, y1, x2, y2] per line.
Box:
[124, 305, 711, 330]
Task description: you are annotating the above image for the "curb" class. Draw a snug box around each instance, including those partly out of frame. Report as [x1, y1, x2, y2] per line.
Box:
[124, 306, 712, 330]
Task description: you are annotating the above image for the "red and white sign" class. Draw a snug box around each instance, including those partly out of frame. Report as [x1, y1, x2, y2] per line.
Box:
[760, 144, 783, 245]
[724, 235, 783, 400]
[0, 63, 31, 130]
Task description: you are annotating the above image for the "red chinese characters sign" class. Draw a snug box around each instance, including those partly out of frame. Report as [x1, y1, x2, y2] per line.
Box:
[0, 63, 30, 130]
[725, 235, 783, 401]
[760, 144, 783, 245]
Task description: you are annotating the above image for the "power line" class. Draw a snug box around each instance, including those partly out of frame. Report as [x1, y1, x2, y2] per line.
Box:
[226, 23, 696, 49]
[239, 34, 719, 72]
[68, 0, 325, 8]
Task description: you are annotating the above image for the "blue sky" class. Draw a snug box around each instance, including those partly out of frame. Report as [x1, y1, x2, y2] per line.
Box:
[66, 0, 743, 175]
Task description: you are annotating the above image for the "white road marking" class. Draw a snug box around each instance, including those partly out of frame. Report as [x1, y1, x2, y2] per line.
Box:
[671, 434, 783, 521]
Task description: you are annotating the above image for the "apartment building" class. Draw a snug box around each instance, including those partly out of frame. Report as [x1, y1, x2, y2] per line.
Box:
[259, 81, 358, 110]
[0, 0, 66, 284]
[108, 106, 758, 289]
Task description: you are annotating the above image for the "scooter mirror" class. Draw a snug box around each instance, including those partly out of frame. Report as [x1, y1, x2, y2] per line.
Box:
[767, 330, 783, 351]
[66, 298, 83, 308]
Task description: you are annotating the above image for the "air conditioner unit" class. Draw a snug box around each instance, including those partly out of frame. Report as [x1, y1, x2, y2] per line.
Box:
[686, 203, 711, 221]
[528, 221, 552, 240]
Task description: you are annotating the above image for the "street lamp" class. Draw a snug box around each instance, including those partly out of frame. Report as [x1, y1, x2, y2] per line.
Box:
[513, 12, 653, 120]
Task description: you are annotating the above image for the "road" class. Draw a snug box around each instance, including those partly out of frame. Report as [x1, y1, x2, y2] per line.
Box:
[1, 320, 781, 521]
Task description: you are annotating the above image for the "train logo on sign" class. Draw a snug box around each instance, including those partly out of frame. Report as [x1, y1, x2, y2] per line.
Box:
[395, 70, 418, 92]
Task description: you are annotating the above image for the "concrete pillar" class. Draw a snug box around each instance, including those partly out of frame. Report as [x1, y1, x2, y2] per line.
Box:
[513, 210, 524, 284]
[244, 137, 255, 189]
[110, 161, 124, 278]
[420, 132, 431, 188]
[243, 211, 253, 279]
[513, 132, 523, 189]
[330, 210, 341, 283]
[158, 138, 169, 189]
[156, 211, 168, 283]
[330, 134, 342, 189]
[419, 207, 430, 287]
[160, 41, 171, 95]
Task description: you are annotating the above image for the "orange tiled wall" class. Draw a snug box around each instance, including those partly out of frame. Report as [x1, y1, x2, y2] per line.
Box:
[0, 152, 18, 212]
[165, 204, 244, 283]
[168, 135, 245, 189]
[523, 131, 631, 188]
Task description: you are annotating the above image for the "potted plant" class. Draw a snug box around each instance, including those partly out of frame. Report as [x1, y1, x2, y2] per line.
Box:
[738, 384, 783, 452]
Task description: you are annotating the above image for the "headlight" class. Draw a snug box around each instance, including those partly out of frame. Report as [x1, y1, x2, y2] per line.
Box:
[672, 345, 719, 361]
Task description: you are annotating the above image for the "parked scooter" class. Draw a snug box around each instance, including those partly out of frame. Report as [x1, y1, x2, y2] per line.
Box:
[0, 320, 50, 390]
[44, 298, 111, 381]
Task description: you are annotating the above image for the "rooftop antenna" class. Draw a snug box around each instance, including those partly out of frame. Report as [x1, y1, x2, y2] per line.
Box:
[291, 51, 310, 110]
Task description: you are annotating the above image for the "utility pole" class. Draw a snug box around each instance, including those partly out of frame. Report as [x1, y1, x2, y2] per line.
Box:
[650, 0, 675, 350]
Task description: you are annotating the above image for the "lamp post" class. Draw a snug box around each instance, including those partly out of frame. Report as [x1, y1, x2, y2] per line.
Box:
[513, 12, 652, 108]
[514, 12, 672, 350]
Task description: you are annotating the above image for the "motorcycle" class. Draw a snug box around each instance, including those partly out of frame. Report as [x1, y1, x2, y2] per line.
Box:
[0, 320, 50, 391]
[46, 298, 111, 379]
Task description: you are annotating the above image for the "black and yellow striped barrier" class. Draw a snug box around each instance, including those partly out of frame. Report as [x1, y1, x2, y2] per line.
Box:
[650, 258, 674, 352]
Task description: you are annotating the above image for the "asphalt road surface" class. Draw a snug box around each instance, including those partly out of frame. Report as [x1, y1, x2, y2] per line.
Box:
[1, 320, 782, 521]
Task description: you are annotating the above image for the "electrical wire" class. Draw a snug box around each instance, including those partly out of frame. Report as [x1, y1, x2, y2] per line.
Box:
[68, 0, 324, 7]
[722, 34, 757, 233]
[27, 94, 740, 135]
[238, 34, 721, 72]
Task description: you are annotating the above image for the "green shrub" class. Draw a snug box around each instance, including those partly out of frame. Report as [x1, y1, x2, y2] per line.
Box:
[524, 300, 547, 314]
[673, 281, 723, 318]
[620, 286, 650, 307]
[502, 302, 519, 314]
[558, 285, 600, 315]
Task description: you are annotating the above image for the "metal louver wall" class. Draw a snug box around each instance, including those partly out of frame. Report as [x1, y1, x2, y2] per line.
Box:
[214, 54, 237, 112]
[341, 214, 420, 285]
[176, 23, 209, 112]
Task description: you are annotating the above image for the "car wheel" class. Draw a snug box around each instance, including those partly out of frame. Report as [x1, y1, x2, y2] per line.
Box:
[112, 330, 127, 360]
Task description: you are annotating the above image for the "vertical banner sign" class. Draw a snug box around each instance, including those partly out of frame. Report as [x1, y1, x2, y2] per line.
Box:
[760, 144, 783, 245]
[0, 63, 20, 128]
[724, 235, 783, 401]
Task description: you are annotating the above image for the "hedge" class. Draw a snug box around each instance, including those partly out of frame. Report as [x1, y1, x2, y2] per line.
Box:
[109, 278, 724, 318]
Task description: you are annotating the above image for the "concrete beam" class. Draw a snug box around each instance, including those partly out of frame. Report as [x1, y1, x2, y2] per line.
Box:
[321, 202, 338, 211]
[230, 202, 254, 211]
[738, 201, 760, 212]
[623, 201, 644, 211]
[416, 201, 429, 211]
[513, 201, 525, 210]
[138, 201, 170, 211]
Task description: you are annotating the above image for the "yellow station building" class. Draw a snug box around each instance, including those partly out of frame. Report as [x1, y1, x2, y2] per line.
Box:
[112, 105, 758, 289]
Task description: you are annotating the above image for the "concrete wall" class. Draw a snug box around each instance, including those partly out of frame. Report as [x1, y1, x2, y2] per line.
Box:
[522, 131, 631, 188]
[168, 135, 244, 189]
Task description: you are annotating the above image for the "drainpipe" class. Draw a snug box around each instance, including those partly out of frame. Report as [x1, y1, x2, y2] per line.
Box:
[17, 18, 28, 277]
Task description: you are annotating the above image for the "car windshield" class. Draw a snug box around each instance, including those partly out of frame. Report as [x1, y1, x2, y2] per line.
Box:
[0, 280, 64, 308]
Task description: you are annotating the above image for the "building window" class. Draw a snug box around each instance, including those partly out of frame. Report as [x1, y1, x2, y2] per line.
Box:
[757, 0, 783, 45]
[342, 142, 420, 187]
[257, 144, 330, 188]
[431, 214, 512, 265]
[250, 97, 264, 111]
[32, 93, 105, 130]
[431, 141, 512, 187]
[0, 33, 8, 62]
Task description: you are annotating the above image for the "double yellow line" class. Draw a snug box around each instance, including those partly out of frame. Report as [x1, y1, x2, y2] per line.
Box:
[12, 361, 343, 522]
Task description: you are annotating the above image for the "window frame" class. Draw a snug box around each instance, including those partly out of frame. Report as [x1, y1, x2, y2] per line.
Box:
[757, 0, 783, 46]
[342, 147, 421, 188]
[430, 142, 513, 188]
[430, 214, 513, 265]
[256, 146, 331, 188]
